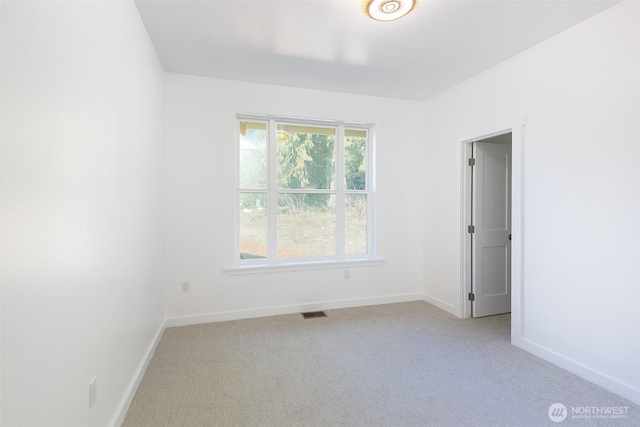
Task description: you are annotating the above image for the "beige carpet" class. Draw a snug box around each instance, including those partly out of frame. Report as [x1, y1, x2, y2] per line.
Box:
[123, 301, 638, 426]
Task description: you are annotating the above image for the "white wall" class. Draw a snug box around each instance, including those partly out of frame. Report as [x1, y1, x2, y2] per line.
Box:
[164, 74, 424, 323]
[0, 1, 165, 426]
[422, 0, 639, 404]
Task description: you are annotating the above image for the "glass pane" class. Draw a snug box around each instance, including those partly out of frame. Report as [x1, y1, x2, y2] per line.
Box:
[346, 194, 367, 255]
[239, 121, 267, 189]
[345, 129, 367, 190]
[277, 124, 335, 189]
[239, 193, 267, 259]
[277, 193, 335, 257]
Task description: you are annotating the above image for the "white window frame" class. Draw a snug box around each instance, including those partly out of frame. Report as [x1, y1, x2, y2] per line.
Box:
[228, 113, 380, 275]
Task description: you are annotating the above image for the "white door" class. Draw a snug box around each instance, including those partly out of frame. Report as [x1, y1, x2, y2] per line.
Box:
[472, 141, 511, 317]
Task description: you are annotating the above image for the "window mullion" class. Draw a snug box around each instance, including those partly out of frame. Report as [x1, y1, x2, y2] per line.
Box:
[366, 128, 374, 258]
[335, 125, 346, 259]
[267, 119, 278, 261]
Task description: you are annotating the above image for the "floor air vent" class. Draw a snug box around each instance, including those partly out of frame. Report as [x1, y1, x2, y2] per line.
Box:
[301, 311, 327, 319]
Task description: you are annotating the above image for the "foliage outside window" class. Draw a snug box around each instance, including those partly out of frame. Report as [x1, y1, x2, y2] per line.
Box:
[238, 115, 373, 264]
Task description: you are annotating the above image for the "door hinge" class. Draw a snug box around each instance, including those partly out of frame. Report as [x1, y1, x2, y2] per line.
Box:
[468, 292, 475, 301]
[468, 158, 476, 166]
[468, 225, 475, 233]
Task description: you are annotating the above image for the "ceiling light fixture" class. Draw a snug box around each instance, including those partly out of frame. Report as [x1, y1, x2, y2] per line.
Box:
[362, 0, 418, 22]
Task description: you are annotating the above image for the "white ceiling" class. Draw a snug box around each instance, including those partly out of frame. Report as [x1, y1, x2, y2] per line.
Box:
[135, 0, 618, 101]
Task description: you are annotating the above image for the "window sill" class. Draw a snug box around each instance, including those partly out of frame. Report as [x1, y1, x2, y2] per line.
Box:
[224, 258, 385, 276]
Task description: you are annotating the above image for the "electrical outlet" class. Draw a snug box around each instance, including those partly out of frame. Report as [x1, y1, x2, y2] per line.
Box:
[344, 270, 350, 279]
[89, 377, 97, 408]
[181, 281, 190, 292]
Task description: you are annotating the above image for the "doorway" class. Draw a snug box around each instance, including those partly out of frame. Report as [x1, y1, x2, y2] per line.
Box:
[458, 117, 524, 341]
[470, 133, 512, 317]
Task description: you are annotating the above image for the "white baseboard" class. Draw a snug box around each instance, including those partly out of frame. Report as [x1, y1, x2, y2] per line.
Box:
[513, 336, 640, 406]
[422, 293, 457, 316]
[165, 293, 424, 327]
[110, 321, 166, 427]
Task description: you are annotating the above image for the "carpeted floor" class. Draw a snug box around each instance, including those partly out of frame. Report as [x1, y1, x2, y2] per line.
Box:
[122, 301, 638, 426]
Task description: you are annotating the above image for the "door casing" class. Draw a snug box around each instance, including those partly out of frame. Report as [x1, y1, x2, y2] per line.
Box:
[457, 117, 525, 340]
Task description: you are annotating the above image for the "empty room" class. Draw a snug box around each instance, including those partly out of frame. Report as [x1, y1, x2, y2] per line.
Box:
[0, 0, 638, 426]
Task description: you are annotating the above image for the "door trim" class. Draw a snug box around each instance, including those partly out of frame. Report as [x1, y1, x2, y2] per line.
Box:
[457, 117, 525, 337]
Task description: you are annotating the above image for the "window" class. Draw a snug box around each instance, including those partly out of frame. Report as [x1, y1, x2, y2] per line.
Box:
[237, 115, 374, 267]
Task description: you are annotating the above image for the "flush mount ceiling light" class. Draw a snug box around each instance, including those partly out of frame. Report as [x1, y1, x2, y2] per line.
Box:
[362, 0, 418, 22]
